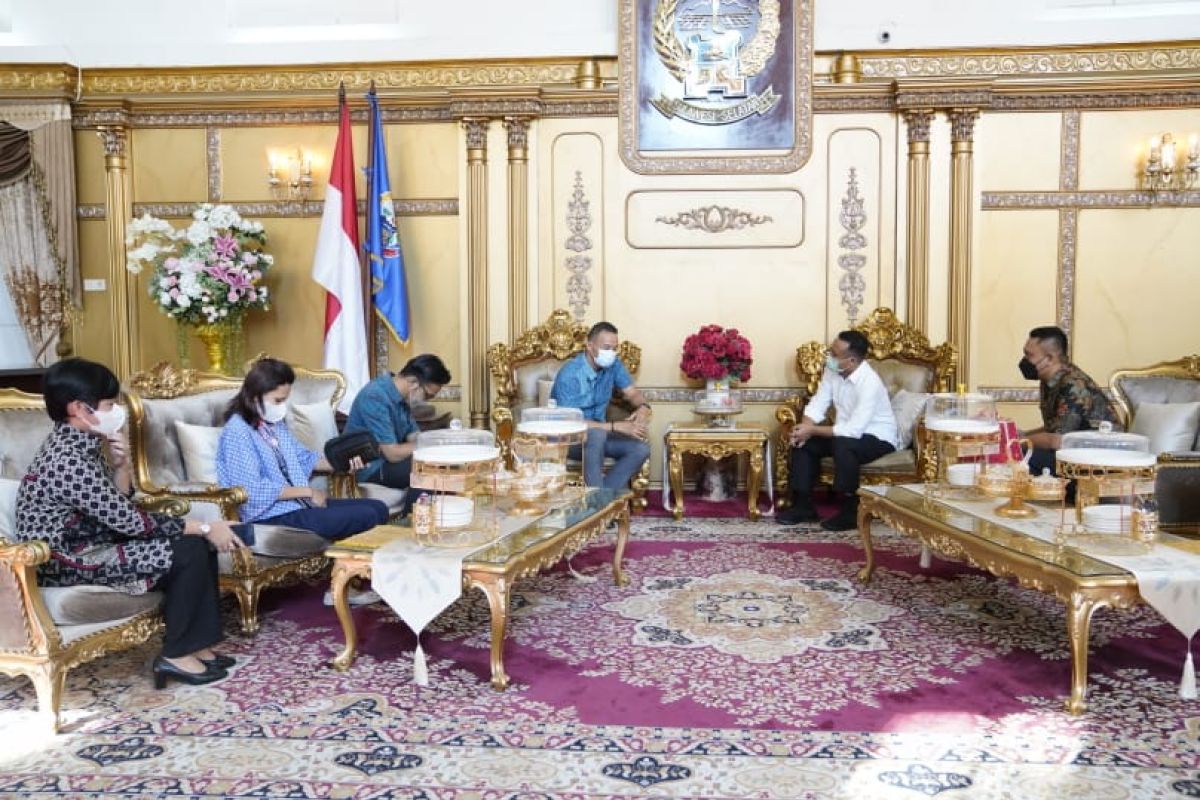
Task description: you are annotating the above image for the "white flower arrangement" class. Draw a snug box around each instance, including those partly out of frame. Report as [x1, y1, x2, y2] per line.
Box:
[125, 204, 273, 326]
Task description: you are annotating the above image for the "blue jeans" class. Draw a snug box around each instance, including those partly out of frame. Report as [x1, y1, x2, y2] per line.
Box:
[257, 498, 390, 542]
[573, 427, 651, 490]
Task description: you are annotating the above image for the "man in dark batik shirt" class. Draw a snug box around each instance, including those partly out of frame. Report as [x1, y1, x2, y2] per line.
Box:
[1017, 325, 1118, 475]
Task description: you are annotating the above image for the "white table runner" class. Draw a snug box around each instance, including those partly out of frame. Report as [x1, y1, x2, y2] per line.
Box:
[372, 513, 535, 685]
[909, 485, 1200, 697]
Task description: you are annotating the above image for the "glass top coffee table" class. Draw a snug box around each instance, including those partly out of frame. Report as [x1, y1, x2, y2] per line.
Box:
[857, 484, 1149, 714]
[325, 487, 632, 690]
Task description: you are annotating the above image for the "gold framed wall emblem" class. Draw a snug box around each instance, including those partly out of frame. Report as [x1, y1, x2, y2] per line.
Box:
[619, 0, 814, 175]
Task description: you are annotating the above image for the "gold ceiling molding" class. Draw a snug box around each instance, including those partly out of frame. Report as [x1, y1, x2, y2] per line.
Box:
[79, 60, 585, 98]
[0, 64, 76, 99]
[856, 42, 1200, 79]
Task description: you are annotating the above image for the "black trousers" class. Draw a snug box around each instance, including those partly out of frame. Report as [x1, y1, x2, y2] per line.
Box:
[789, 435, 895, 497]
[158, 536, 223, 659]
[1028, 447, 1056, 477]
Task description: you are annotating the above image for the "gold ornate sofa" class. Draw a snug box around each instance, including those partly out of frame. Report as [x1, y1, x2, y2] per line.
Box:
[774, 308, 957, 504]
[487, 309, 650, 510]
[0, 388, 186, 730]
[125, 361, 370, 634]
[1110, 354, 1200, 530]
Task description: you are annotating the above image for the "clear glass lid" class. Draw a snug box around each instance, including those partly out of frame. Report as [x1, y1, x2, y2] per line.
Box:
[413, 419, 499, 464]
[1058, 422, 1154, 467]
[924, 392, 999, 434]
[517, 399, 587, 435]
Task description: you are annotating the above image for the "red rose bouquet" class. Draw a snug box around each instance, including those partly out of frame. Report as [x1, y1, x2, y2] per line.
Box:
[680, 324, 753, 382]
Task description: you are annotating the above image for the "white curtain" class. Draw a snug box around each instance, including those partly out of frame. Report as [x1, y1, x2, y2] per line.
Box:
[0, 102, 80, 367]
[0, 178, 63, 365]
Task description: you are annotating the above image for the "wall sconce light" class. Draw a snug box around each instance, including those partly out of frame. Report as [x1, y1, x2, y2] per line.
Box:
[1142, 132, 1200, 196]
[267, 148, 314, 201]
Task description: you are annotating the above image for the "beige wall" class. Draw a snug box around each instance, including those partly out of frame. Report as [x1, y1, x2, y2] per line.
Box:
[40, 46, 1200, 487]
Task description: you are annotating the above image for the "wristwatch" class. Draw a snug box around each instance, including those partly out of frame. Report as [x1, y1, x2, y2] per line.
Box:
[199, 523, 212, 536]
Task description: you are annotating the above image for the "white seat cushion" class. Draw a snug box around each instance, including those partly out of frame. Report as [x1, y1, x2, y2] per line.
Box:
[41, 585, 162, 626]
[357, 483, 407, 515]
[0, 477, 18, 542]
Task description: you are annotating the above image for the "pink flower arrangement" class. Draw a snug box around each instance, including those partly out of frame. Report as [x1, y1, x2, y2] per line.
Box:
[680, 324, 753, 382]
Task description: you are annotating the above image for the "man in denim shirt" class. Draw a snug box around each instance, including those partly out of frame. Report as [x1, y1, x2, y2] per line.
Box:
[551, 321, 652, 490]
[344, 354, 452, 496]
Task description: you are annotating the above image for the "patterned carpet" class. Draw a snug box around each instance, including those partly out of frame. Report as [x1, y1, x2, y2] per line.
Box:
[1, 516, 1199, 799]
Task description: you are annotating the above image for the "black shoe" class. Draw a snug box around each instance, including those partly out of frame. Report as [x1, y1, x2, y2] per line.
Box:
[819, 505, 859, 532]
[202, 654, 235, 670]
[153, 655, 227, 689]
[777, 499, 819, 525]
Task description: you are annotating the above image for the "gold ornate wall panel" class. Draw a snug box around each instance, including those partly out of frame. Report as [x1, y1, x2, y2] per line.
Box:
[825, 126, 890, 338]
[549, 132, 605, 325]
[625, 189, 804, 250]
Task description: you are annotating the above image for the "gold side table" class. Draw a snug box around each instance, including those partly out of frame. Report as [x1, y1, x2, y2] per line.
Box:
[665, 424, 770, 521]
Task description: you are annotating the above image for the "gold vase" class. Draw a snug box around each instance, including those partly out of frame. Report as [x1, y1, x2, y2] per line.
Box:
[193, 324, 225, 373]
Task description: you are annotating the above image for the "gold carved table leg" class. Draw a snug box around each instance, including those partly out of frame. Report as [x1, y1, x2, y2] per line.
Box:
[747, 445, 764, 521]
[1065, 590, 1102, 715]
[668, 447, 686, 521]
[330, 559, 367, 671]
[613, 500, 631, 587]
[468, 573, 512, 691]
[857, 497, 877, 583]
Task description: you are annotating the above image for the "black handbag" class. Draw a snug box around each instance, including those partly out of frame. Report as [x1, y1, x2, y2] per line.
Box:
[323, 430, 381, 472]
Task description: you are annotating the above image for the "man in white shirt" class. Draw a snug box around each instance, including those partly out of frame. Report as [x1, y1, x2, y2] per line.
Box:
[778, 330, 900, 531]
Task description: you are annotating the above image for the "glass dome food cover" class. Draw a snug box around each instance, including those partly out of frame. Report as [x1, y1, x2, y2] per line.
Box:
[1058, 422, 1154, 468]
[517, 400, 587, 436]
[924, 392, 1000, 434]
[413, 419, 499, 464]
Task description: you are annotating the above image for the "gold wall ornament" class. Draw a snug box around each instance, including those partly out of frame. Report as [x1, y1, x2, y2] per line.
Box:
[654, 205, 773, 234]
[77, 199, 460, 221]
[97, 124, 136, 380]
[836, 168, 869, 326]
[0, 64, 75, 98]
[619, 0, 814, 175]
[563, 172, 595, 323]
[505, 117, 531, 342]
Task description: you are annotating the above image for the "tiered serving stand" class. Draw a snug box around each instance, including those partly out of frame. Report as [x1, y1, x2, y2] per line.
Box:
[692, 389, 743, 428]
[925, 392, 1002, 494]
[410, 420, 502, 547]
[508, 401, 588, 515]
[1055, 424, 1158, 547]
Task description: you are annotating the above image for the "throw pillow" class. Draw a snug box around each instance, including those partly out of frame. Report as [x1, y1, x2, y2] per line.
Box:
[0, 477, 18, 542]
[174, 421, 222, 484]
[288, 401, 339, 452]
[1131, 401, 1200, 455]
[890, 389, 931, 450]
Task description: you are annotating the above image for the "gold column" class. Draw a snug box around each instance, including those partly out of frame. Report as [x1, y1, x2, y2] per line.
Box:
[947, 108, 979, 387]
[97, 125, 136, 380]
[903, 109, 933, 334]
[464, 118, 491, 429]
[504, 117, 530, 344]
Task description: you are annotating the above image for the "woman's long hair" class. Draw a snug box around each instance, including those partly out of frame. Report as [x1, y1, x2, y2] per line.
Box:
[225, 358, 295, 425]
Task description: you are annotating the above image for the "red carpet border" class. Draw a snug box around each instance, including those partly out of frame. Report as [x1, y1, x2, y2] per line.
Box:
[0, 516, 1197, 798]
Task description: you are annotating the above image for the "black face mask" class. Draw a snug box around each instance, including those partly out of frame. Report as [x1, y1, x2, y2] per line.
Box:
[1018, 357, 1040, 381]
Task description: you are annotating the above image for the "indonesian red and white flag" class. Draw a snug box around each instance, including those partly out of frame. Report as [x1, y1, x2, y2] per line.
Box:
[311, 88, 369, 412]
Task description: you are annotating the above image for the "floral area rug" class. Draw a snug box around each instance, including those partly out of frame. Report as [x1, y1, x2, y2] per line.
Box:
[1, 517, 1199, 799]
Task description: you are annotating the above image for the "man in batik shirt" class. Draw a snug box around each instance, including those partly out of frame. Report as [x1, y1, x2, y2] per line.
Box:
[1017, 325, 1118, 475]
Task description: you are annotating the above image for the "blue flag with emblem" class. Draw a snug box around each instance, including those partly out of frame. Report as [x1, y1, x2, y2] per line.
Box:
[365, 86, 410, 344]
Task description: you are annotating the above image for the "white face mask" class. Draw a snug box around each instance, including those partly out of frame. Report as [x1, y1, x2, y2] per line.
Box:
[594, 348, 618, 369]
[826, 354, 842, 373]
[87, 403, 127, 436]
[260, 399, 288, 424]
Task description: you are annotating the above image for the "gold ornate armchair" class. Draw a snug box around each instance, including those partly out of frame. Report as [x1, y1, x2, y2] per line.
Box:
[1110, 355, 1200, 530]
[0, 388, 187, 730]
[774, 308, 957, 504]
[125, 362, 344, 634]
[487, 309, 650, 510]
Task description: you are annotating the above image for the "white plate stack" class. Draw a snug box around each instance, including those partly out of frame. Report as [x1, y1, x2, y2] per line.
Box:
[1082, 504, 1134, 534]
[431, 496, 474, 529]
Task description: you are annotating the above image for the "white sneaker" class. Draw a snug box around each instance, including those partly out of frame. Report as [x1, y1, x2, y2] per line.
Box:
[323, 588, 382, 607]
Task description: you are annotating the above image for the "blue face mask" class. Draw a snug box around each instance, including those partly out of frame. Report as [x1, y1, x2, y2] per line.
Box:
[826, 355, 842, 373]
